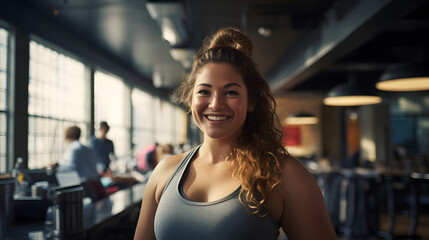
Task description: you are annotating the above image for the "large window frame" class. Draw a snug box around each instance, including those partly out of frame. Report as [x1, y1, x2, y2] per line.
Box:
[0, 27, 9, 173]
[94, 70, 132, 160]
[1, 27, 190, 171]
[132, 87, 187, 154]
[28, 40, 89, 169]
[131, 88, 155, 153]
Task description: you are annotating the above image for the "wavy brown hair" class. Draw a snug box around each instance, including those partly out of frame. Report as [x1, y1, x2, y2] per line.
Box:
[176, 27, 289, 215]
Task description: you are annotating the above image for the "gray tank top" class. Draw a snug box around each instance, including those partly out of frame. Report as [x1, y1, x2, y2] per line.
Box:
[154, 146, 280, 240]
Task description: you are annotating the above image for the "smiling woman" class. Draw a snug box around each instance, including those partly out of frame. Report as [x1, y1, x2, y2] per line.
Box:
[192, 63, 251, 141]
[134, 27, 337, 240]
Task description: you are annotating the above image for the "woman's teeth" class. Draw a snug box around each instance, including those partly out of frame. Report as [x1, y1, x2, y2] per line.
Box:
[207, 115, 228, 121]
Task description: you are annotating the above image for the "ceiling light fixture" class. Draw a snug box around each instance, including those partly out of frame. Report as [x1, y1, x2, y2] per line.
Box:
[160, 18, 184, 46]
[323, 74, 382, 106]
[170, 48, 196, 70]
[146, 1, 188, 47]
[257, 27, 272, 37]
[285, 112, 318, 125]
[376, 61, 429, 91]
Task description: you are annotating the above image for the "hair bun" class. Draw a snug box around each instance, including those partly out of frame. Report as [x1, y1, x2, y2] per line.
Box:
[204, 27, 253, 59]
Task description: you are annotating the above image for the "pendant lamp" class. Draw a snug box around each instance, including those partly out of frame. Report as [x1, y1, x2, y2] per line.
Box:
[285, 112, 318, 125]
[376, 61, 429, 91]
[323, 74, 382, 106]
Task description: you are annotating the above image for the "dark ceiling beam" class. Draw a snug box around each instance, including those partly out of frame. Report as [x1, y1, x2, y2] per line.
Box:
[324, 62, 392, 72]
[390, 19, 429, 31]
[266, 0, 428, 95]
[1, 0, 170, 100]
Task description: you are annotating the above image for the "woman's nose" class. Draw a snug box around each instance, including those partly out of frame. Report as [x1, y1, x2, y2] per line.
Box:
[209, 94, 225, 111]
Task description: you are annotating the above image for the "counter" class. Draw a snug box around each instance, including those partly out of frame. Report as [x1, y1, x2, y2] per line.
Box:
[7, 182, 146, 240]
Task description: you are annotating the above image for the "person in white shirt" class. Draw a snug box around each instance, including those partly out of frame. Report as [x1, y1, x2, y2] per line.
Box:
[57, 126, 99, 182]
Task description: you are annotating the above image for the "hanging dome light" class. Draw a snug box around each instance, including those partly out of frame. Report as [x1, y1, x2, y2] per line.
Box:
[285, 112, 318, 125]
[323, 74, 382, 106]
[258, 27, 272, 37]
[376, 61, 429, 91]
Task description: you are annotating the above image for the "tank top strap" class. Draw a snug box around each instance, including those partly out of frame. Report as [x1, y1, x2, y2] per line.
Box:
[161, 145, 201, 197]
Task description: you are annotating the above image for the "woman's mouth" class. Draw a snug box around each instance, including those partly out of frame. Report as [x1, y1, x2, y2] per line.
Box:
[206, 115, 230, 121]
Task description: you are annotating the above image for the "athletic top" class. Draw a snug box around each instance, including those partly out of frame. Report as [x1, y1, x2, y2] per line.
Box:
[154, 146, 280, 240]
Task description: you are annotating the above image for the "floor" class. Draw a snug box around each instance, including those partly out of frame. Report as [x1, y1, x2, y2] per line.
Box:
[337, 213, 429, 240]
[379, 213, 429, 239]
[277, 213, 429, 240]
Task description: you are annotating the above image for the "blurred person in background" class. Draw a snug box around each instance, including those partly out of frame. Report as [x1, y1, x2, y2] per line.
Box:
[52, 125, 106, 200]
[136, 142, 158, 172]
[157, 144, 173, 164]
[56, 126, 99, 181]
[91, 121, 115, 177]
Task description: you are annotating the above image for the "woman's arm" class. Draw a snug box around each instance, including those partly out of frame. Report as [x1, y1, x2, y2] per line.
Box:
[134, 153, 186, 240]
[278, 157, 337, 240]
[133, 170, 159, 240]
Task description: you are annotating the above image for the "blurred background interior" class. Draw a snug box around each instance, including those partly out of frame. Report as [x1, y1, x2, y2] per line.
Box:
[0, 0, 429, 239]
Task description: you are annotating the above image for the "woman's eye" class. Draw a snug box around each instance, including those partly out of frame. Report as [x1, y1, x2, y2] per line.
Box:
[197, 90, 210, 95]
[226, 91, 238, 96]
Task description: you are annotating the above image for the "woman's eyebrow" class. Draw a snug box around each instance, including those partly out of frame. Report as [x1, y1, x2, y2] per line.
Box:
[197, 83, 211, 87]
[196, 83, 241, 88]
[224, 83, 241, 88]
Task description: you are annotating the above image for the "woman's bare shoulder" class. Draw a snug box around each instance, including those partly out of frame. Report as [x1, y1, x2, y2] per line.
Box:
[277, 155, 323, 200]
[269, 156, 320, 221]
[276, 155, 337, 239]
[156, 152, 187, 172]
[150, 152, 188, 203]
[281, 155, 314, 182]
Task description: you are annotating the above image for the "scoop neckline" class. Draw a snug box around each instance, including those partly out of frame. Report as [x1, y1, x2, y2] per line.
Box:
[177, 183, 241, 206]
[176, 145, 242, 206]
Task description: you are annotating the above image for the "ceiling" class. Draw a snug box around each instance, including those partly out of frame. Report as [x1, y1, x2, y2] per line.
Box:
[3, 0, 429, 98]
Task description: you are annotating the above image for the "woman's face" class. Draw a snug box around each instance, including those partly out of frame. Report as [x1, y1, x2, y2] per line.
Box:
[191, 63, 252, 142]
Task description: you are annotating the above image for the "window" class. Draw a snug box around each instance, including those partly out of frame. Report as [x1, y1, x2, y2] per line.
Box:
[153, 99, 185, 144]
[0, 28, 8, 173]
[391, 95, 429, 155]
[154, 99, 187, 145]
[132, 88, 187, 154]
[28, 41, 88, 169]
[94, 71, 131, 159]
[154, 98, 173, 144]
[132, 88, 155, 153]
[392, 115, 429, 154]
[174, 107, 187, 144]
[417, 117, 429, 154]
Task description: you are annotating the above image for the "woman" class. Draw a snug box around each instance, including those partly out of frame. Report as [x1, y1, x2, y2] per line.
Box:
[134, 27, 336, 240]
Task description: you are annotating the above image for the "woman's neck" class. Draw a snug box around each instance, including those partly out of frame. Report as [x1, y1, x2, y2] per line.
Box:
[199, 137, 236, 164]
